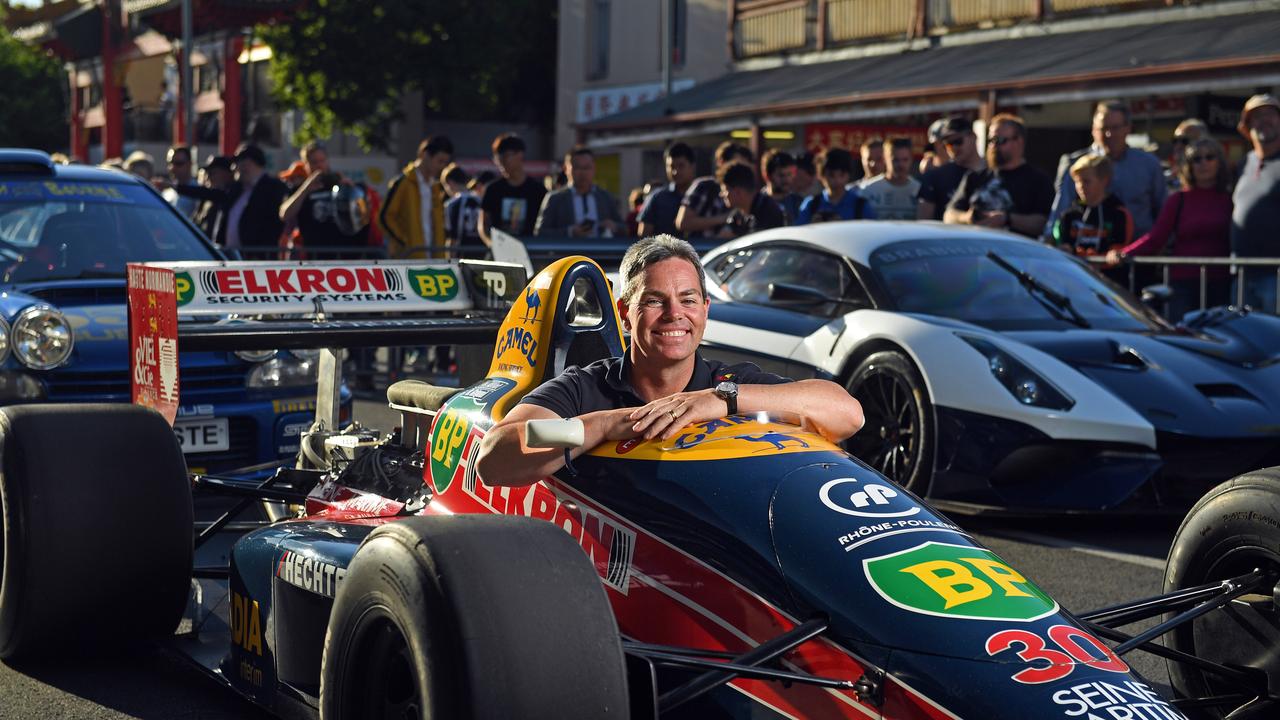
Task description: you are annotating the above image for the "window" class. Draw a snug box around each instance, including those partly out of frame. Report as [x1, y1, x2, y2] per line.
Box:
[587, 0, 611, 80]
[718, 245, 868, 318]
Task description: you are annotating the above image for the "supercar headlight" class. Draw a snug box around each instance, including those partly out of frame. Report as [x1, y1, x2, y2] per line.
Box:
[247, 356, 319, 388]
[957, 334, 1074, 411]
[13, 305, 72, 370]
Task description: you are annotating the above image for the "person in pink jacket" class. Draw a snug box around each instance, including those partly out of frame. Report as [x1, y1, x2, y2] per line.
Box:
[1107, 138, 1233, 320]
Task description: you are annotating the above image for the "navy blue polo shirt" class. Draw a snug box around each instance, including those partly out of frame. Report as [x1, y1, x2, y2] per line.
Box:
[518, 352, 791, 419]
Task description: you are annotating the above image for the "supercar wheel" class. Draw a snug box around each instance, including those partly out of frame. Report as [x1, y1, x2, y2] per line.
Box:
[1164, 467, 1280, 719]
[320, 515, 629, 720]
[843, 350, 934, 495]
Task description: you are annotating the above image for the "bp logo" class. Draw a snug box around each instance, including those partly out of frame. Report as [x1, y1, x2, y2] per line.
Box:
[863, 541, 1058, 622]
[175, 271, 194, 306]
[429, 394, 484, 493]
[407, 268, 459, 302]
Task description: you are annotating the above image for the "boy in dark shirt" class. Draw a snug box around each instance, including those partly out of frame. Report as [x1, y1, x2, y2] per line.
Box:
[1051, 154, 1134, 260]
[480, 133, 546, 243]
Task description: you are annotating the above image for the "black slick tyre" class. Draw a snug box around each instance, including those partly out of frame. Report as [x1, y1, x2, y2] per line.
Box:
[0, 404, 193, 659]
[1164, 467, 1280, 719]
[320, 514, 629, 720]
[843, 350, 935, 494]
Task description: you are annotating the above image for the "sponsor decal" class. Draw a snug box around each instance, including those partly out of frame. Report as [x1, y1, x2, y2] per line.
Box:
[837, 518, 962, 550]
[494, 326, 539, 369]
[406, 267, 459, 301]
[430, 406, 472, 493]
[521, 287, 542, 324]
[1052, 679, 1187, 719]
[177, 403, 216, 417]
[464, 476, 636, 594]
[672, 415, 808, 451]
[986, 625, 1129, 685]
[128, 264, 179, 424]
[863, 541, 1058, 621]
[276, 550, 347, 598]
[273, 397, 317, 414]
[821, 478, 920, 519]
[175, 271, 194, 306]
[230, 589, 263, 658]
[615, 438, 642, 454]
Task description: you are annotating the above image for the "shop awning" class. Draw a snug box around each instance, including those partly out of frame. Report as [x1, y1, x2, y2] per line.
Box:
[581, 10, 1280, 142]
[125, 0, 300, 37]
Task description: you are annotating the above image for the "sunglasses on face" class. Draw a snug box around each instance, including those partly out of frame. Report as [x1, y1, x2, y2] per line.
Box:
[943, 136, 965, 147]
[1190, 154, 1217, 164]
[989, 135, 1015, 146]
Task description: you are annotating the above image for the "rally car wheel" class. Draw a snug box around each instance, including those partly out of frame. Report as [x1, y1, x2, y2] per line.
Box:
[320, 515, 629, 720]
[0, 404, 193, 660]
[1164, 467, 1280, 719]
[843, 350, 934, 495]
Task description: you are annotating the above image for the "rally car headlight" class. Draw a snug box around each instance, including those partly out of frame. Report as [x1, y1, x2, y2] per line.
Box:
[13, 306, 73, 370]
[958, 335, 1074, 411]
[247, 356, 318, 388]
[236, 348, 278, 363]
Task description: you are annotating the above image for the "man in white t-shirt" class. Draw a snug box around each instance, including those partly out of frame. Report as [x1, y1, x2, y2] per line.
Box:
[858, 138, 922, 221]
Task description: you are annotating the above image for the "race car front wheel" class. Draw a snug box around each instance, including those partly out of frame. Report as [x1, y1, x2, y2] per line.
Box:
[843, 350, 935, 495]
[0, 404, 193, 660]
[1164, 466, 1280, 719]
[319, 515, 629, 720]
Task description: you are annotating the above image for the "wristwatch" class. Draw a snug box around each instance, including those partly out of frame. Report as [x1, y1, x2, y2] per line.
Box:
[714, 381, 739, 415]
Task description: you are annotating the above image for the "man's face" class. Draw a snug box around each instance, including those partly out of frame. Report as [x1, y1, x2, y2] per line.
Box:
[1245, 106, 1280, 148]
[666, 155, 694, 187]
[768, 163, 795, 193]
[306, 149, 330, 175]
[1092, 110, 1129, 157]
[720, 184, 753, 212]
[1072, 170, 1108, 206]
[861, 146, 885, 177]
[823, 168, 850, 192]
[567, 152, 595, 190]
[206, 166, 233, 188]
[421, 150, 452, 179]
[619, 257, 708, 367]
[944, 133, 976, 163]
[495, 149, 524, 176]
[988, 124, 1022, 168]
[792, 166, 815, 190]
[167, 152, 192, 182]
[888, 147, 912, 179]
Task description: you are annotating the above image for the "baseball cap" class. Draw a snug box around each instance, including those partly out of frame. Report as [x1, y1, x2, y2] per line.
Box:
[927, 119, 948, 143]
[203, 154, 233, 173]
[1239, 94, 1280, 136]
[941, 117, 973, 139]
[232, 143, 267, 167]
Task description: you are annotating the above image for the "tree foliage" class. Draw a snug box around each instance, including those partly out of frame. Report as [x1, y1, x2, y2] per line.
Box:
[260, 0, 556, 150]
[0, 26, 67, 151]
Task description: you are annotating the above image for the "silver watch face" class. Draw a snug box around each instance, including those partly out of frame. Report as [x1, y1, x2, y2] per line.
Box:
[716, 381, 737, 397]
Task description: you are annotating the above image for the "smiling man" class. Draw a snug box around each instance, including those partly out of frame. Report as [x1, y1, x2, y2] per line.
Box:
[476, 235, 864, 487]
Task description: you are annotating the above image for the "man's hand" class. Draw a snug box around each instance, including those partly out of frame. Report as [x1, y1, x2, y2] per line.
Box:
[628, 388, 727, 440]
[1104, 249, 1125, 267]
[977, 210, 1007, 228]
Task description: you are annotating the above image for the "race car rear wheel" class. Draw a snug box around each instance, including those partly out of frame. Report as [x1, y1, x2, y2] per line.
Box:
[319, 515, 629, 720]
[843, 350, 935, 495]
[1164, 466, 1280, 719]
[0, 404, 193, 660]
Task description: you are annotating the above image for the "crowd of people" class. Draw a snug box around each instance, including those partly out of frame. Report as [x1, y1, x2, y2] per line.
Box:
[111, 93, 1277, 315]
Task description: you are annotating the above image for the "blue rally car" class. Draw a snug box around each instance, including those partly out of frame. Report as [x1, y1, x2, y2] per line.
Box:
[0, 149, 348, 472]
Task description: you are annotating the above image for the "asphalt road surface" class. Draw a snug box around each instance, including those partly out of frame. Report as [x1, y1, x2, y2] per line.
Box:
[0, 398, 1184, 719]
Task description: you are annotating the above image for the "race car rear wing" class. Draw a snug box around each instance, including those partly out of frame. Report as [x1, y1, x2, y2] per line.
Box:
[127, 259, 526, 429]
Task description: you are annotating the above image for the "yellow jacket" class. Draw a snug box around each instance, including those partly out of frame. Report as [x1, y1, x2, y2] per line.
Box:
[378, 163, 447, 258]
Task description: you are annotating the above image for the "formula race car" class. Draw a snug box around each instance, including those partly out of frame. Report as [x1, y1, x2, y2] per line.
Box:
[0, 255, 1275, 719]
[698, 222, 1280, 513]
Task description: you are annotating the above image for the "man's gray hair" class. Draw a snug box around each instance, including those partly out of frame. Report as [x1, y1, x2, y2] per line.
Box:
[617, 234, 706, 305]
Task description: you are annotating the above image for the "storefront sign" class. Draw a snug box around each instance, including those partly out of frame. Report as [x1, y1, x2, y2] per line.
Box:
[577, 79, 696, 123]
[805, 124, 930, 154]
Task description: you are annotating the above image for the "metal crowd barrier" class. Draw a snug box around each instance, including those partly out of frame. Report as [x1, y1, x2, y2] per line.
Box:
[1088, 255, 1280, 315]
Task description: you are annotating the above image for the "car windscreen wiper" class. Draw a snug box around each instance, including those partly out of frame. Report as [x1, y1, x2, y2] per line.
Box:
[986, 250, 1090, 329]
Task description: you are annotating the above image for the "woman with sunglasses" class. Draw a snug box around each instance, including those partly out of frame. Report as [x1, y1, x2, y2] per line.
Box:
[1106, 138, 1233, 320]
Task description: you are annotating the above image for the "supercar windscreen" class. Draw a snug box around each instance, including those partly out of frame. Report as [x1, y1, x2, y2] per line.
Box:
[869, 239, 1166, 332]
[0, 179, 218, 283]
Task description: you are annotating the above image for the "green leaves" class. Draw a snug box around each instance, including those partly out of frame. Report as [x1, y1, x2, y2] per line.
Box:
[259, 0, 555, 151]
[0, 28, 68, 151]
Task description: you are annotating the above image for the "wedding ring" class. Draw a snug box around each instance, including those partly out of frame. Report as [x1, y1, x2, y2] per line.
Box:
[668, 410, 678, 421]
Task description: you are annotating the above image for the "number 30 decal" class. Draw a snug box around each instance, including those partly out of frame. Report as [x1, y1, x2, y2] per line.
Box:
[985, 625, 1129, 684]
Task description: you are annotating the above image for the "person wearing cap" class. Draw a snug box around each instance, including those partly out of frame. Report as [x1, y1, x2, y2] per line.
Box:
[1232, 93, 1280, 313]
[917, 117, 985, 221]
[919, 119, 949, 176]
[191, 155, 233, 240]
[1046, 100, 1166, 242]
